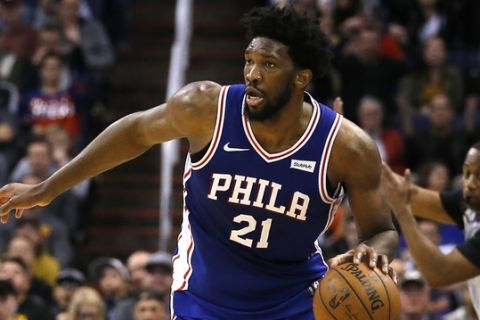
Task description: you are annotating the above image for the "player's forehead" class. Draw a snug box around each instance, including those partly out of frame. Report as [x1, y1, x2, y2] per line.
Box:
[245, 37, 290, 58]
[464, 148, 480, 169]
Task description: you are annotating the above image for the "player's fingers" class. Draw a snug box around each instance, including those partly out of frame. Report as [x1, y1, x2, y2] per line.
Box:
[1, 213, 9, 224]
[377, 254, 389, 274]
[388, 266, 398, 284]
[364, 246, 378, 268]
[353, 245, 369, 265]
[16, 208, 24, 219]
[328, 254, 345, 267]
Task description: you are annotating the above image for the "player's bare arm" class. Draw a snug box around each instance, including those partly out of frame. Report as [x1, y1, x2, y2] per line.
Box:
[396, 206, 479, 286]
[382, 163, 453, 224]
[328, 118, 398, 272]
[386, 170, 480, 286]
[0, 81, 221, 222]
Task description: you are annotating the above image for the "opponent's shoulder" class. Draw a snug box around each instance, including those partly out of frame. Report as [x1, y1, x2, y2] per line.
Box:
[329, 117, 381, 184]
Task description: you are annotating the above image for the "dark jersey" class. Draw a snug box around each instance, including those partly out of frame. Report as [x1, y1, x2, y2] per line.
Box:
[440, 189, 480, 315]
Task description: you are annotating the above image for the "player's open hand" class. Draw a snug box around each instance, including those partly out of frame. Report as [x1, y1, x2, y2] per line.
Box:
[328, 243, 397, 283]
[0, 183, 50, 224]
[381, 163, 414, 218]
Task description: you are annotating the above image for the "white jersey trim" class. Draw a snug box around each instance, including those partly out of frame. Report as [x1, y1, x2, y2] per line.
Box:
[190, 86, 229, 170]
[172, 156, 195, 291]
[318, 112, 343, 204]
[242, 93, 320, 163]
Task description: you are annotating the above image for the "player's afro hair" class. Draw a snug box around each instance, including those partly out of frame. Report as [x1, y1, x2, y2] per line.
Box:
[241, 6, 332, 79]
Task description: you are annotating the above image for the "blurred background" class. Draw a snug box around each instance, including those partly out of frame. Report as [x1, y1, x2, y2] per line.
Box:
[0, 0, 479, 319]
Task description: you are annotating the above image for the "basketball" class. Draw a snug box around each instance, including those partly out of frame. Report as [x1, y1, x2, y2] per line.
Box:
[313, 262, 400, 320]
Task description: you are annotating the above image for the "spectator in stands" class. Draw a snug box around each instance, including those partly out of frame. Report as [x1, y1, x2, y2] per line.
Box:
[0, 51, 34, 92]
[51, 268, 86, 318]
[143, 251, 172, 314]
[88, 257, 130, 320]
[357, 95, 406, 174]
[13, 218, 61, 286]
[112, 250, 152, 320]
[0, 279, 18, 320]
[400, 219, 459, 318]
[18, 52, 83, 143]
[0, 255, 54, 320]
[57, 0, 114, 71]
[32, 22, 73, 88]
[10, 139, 81, 234]
[399, 269, 434, 320]
[416, 161, 451, 192]
[405, 93, 467, 176]
[397, 37, 464, 134]
[133, 290, 168, 320]
[0, 0, 39, 60]
[0, 95, 21, 185]
[9, 137, 57, 182]
[126, 250, 151, 295]
[5, 231, 57, 288]
[63, 286, 106, 320]
[336, 24, 407, 123]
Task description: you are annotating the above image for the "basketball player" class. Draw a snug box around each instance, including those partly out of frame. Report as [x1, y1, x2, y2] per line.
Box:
[382, 144, 480, 318]
[0, 6, 398, 319]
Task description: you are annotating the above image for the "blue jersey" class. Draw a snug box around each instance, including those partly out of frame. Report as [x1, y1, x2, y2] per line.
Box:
[172, 84, 344, 319]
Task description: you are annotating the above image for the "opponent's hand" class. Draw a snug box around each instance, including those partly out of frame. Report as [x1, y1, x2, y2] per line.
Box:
[0, 183, 49, 224]
[382, 163, 414, 218]
[328, 243, 397, 282]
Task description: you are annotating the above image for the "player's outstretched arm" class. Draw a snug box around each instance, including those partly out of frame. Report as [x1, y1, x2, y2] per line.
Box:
[384, 169, 480, 286]
[0, 81, 221, 223]
[328, 118, 398, 275]
[382, 163, 453, 224]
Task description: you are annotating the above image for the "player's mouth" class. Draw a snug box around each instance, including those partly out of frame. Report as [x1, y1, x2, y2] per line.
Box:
[246, 87, 264, 108]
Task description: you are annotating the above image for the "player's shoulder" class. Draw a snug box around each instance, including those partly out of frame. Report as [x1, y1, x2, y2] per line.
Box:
[328, 117, 381, 183]
[167, 81, 222, 122]
[171, 81, 222, 107]
[334, 117, 378, 158]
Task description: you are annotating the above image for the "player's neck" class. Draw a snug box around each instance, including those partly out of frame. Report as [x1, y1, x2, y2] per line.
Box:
[249, 100, 313, 153]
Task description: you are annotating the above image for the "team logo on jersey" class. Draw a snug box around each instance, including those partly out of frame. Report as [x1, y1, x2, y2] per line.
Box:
[290, 159, 316, 173]
[223, 142, 250, 152]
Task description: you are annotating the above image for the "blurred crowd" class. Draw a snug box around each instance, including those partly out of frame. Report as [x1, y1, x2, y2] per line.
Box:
[0, 0, 479, 319]
[276, 0, 480, 319]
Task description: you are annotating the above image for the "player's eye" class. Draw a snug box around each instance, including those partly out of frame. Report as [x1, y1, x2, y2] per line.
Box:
[265, 62, 275, 69]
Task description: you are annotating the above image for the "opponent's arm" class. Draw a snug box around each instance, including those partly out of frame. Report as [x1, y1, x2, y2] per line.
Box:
[382, 163, 453, 224]
[0, 81, 221, 221]
[328, 118, 398, 272]
[385, 170, 480, 287]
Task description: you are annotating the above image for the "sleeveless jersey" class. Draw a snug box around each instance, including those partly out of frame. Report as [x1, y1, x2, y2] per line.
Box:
[171, 84, 344, 319]
[462, 209, 480, 316]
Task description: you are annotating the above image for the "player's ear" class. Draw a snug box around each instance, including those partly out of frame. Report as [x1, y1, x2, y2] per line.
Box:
[295, 69, 312, 88]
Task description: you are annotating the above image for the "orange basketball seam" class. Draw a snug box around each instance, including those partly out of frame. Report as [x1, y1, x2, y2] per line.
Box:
[331, 267, 374, 320]
[317, 282, 338, 319]
[372, 268, 393, 320]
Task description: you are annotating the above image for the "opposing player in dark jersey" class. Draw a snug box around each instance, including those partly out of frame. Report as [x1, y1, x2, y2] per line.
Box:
[383, 144, 480, 318]
[0, 6, 398, 319]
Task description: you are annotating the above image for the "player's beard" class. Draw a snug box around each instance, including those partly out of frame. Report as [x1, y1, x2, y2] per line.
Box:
[245, 83, 293, 122]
